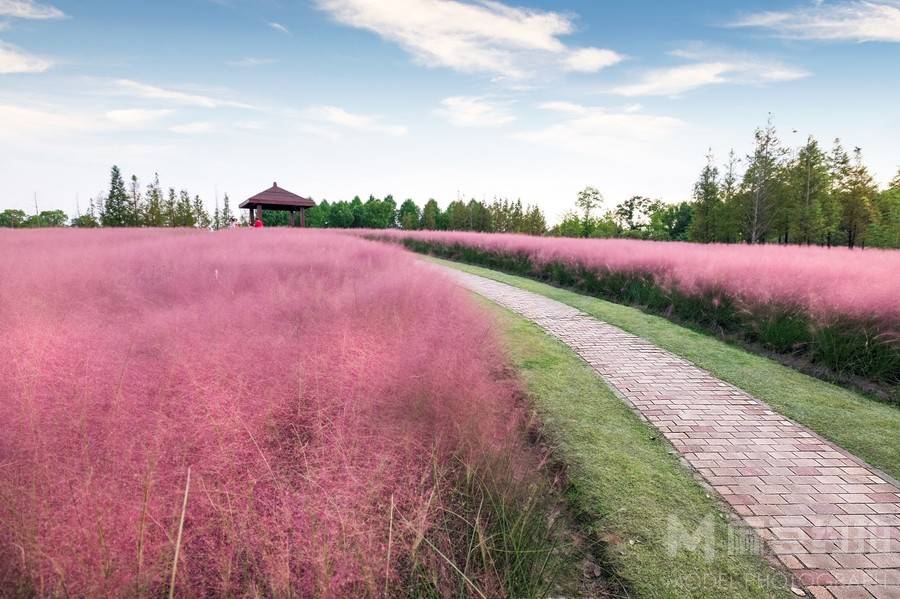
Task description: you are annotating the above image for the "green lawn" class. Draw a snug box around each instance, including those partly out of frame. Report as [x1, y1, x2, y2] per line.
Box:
[481, 298, 793, 598]
[435, 257, 900, 481]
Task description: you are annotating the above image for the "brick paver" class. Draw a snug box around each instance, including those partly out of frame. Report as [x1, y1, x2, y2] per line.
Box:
[439, 265, 900, 598]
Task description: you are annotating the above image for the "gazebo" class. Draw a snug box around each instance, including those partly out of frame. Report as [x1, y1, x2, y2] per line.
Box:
[240, 182, 316, 226]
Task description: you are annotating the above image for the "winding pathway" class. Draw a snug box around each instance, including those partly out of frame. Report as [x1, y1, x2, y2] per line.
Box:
[437, 264, 900, 599]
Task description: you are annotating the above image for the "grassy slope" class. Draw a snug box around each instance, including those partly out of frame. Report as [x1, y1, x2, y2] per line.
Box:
[434, 257, 900, 481]
[481, 298, 793, 599]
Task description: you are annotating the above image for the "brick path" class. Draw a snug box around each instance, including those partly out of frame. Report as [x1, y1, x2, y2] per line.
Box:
[438, 265, 900, 599]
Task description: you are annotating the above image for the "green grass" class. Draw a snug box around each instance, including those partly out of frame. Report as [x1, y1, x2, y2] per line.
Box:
[434, 257, 900, 482]
[479, 297, 794, 599]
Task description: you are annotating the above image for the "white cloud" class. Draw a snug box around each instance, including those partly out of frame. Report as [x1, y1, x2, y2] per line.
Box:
[563, 47, 623, 72]
[105, 108, 174, 126]
[114, 79, 253, 109]
[612, 53, 808, 97]
[227, 57, 276, 67]
[730, 1, 900, 43]
[515, 102, 683, 153]
[305, 105, 407, 136]
[314, 0, 621, 79]
[0, 40, 51, 73]
[0, 0, 64, 19]
[169, 122, 215, 134]
[435, 96, 515, 127]
[268, 21, 290, 34]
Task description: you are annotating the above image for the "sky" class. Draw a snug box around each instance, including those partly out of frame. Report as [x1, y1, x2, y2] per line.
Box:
[1, 0, 898, 223]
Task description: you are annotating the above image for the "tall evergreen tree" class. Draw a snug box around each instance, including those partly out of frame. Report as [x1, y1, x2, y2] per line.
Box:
[193, 195, 210, 229]
[840, 148, 877, 248]
[788, 136, 829, 245]
[221, 194, 234, 226]
[523, 204, 547, 235]
[102, 166, 129, 227]
[738, 120, 785, 243]
[823, 139, 850, 247]
[688, 151, 721, 243]
[144, 174, 165, 227]
[128, 175, 142, 226]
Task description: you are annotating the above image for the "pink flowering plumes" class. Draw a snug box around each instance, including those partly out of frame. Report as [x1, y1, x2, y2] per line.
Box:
[363, 231, 900, 325]
[0, 229, 522, 596]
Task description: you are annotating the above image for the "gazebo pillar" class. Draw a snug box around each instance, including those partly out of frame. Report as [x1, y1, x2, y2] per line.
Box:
[300, 208, 306, 227]
[257, 205, 263, 222]
[289, 210, 296, 227]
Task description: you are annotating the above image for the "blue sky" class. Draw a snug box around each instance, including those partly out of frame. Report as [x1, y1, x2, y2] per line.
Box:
[1, 0, 898, 222]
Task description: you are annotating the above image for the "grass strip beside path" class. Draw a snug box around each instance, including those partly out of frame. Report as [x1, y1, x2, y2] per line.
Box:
[435, 257, 900, 481]
[482, 298, 794, 599]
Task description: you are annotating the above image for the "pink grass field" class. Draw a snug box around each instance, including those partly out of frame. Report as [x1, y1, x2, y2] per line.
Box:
[0, 229, 524, 596]
[362, 230, 900, 325]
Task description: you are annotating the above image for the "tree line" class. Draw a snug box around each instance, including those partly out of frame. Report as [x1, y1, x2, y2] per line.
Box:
[553, 121, 899, 248]
[290, 196, 546, 234]
[2, 120, 897, 248]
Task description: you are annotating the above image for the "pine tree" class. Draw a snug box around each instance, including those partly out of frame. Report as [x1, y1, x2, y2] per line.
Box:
[523, 204, 547, 235]
[222, 194, 234, 227]
[788, 136, 828, 245]
[823, 139, 850, 247]
[193, 195, 210, 229]
[175, 190, 195, 227]
[840, 148, 877, 248]
[144, 174, 165, 227]
[688, 150, 721, 243]
[102, 166, 129, 227]
[716, 150, 741, 242]
[128, 175, 142, 226]
[164, 188, 178, 227]
[738, 119, 785, 243]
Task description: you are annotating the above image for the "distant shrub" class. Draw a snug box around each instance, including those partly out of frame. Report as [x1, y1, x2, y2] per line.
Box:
[0, 229, 558, 597]
[361, 231, 900, 397]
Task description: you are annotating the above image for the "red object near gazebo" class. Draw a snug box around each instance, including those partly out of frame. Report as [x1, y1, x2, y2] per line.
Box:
[240, 182, 316, 227]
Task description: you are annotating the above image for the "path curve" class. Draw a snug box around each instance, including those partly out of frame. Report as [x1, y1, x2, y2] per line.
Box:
[437, 264, 900, 599]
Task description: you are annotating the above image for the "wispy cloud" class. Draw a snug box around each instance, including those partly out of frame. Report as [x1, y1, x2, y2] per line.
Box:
[0, 0, 64, 20]
[304, 105, 407, 136]
[268, 21, 290, 34]
[113, 79, 253, 109]
[612, 47, 808, 96]
[562, 47, 623, 72]
[0, 40, 51, 73]
[169, 122, 215, 134]
[515, 102, 682, 153]
[227, 57, 276, 67]
[314, 0, 621, 79]
[730, 0, 900, 43]
[435, 96, 515, 127]
[105, 108, 175, 127]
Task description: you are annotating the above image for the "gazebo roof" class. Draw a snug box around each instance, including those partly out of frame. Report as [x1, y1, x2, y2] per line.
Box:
[239, 182, 315, 209]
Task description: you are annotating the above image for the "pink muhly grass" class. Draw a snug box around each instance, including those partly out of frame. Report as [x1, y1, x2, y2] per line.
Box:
[0, 228, 525, 596]
[359, 230, 900, 326]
